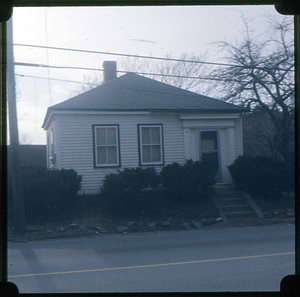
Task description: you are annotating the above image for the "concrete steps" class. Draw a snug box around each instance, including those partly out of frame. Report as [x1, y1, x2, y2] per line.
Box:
[211, 185, 264, 222]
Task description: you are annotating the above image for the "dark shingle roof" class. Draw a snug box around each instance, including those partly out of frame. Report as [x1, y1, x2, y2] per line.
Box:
[43, 73, 247, 127]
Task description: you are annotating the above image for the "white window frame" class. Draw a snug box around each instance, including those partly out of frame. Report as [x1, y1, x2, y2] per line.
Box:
[94, 125, 120, 167]
[139, 124, 164, 166]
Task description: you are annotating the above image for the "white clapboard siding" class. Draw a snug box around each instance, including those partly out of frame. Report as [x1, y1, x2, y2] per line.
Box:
[56, 113, 185, 194]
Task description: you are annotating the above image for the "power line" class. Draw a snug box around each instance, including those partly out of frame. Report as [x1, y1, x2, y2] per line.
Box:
[15, 70, 285, 86]
[15, 67, 251, 83]
[15, 73, 97, 85]
[14, 43, 294, 72]
[13, 43, 237, 67]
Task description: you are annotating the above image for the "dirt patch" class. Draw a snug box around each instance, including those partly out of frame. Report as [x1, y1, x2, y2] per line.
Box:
[8, 193, 295, 242]
[253, 190, 294, 207]
[8, 199, 217, 242]
[8, 216, 295, 243]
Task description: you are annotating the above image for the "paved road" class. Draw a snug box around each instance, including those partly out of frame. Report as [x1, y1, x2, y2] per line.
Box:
[8, 224, 295, 293]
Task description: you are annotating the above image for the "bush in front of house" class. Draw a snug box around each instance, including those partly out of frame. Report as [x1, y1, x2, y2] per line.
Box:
[160, 160, 217, 203]
[8, 165, 82, 223]
[100, 161, 217, 217]
[228, 155, 295, 198]
[100, 167, 161, 216]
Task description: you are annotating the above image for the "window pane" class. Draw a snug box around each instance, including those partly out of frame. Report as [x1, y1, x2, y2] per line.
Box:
[107, 146, 117, 164]
[202, 139, 216, 151]
[201, 131, 217, 150]
[152, 145, 162, 162]
[96, 128, 106, 145]
[97, 147, 107, 164]
[107, 127, 117, 145]
[142, 145, 151, 163]
[151, 127, 161, 144]
[141, 127, 150, 144]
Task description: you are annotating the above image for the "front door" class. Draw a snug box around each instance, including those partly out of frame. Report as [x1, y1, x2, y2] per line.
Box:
[199, 130, 221, 183]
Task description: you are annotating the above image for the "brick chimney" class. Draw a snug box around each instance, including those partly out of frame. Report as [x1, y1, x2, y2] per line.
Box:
[103, 61, 117, 84]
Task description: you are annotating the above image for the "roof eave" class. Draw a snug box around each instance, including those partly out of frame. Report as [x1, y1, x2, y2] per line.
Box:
[42, 109, 52, 130]
[42, 106, 249, 129]
[45, 107, 249, 114]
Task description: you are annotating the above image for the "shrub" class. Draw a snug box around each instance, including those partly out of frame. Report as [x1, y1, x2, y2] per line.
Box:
[228, 156, 295, 198]
[100, 167, 161, 216]
[8, 165, 82, 223]
[160, 160, 217, 203]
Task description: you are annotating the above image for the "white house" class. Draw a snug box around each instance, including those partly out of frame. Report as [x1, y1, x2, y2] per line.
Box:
[42, 61, 248, 195]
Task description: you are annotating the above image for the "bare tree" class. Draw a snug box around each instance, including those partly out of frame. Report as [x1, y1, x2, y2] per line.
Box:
[210, 17, 294, 162]
[71, 52, 211, 96]
[19, 132, 33, 145]
[70, 72, 102, 96]
[120, 53, 211, 94]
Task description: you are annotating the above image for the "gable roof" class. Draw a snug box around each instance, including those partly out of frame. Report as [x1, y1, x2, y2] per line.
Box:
[43, 73, 248, 128]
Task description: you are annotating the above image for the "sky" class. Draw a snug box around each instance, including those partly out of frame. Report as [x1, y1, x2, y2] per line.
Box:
[10, 5, 292, 144]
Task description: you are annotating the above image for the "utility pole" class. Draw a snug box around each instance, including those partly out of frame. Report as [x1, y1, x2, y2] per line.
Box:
[7, 17, 26, 234]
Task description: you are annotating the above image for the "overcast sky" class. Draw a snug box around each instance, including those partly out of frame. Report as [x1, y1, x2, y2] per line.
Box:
[10, 5, 292, 144]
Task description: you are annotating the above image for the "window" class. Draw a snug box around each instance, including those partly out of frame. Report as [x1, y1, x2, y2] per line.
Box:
[93, 125, 120, 167]
[139, 124, 163, 165]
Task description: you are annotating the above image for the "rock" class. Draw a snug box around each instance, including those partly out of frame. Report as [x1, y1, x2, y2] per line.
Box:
[86, 225, 107, 232]
[117, 226, 129, 233]
[201, 219, 209, 225]
[162, 221, 171, 226]
[215, 217, 223, 223]
[26, 226, 44, 233]
[56, 227, 65, 232]
[182, 222, 190, 230]
[127, 221, 136, 227]
[263, 212, 273, 218]
[79, 225, 86, 231]
[191, 221, 203, 229]
[202, 218, 215, 226]
[69, 223, 78, 229]
[207, 218, 216, 226]
[86, 225, 99, 231]
[286, 211, 294, 217]
[46, 229, 52, 233]
[147, 222, 156, 228]
[83, 225, 105, 232]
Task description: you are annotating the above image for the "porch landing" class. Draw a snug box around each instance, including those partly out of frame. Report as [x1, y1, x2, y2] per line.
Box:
[211, 184, 265, 222]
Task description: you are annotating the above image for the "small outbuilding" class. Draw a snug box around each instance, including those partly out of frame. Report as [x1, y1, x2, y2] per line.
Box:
[42, 61, 248, 195]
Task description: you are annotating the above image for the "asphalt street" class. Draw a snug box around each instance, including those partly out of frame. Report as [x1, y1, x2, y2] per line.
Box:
[8, 224, 295, 293]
